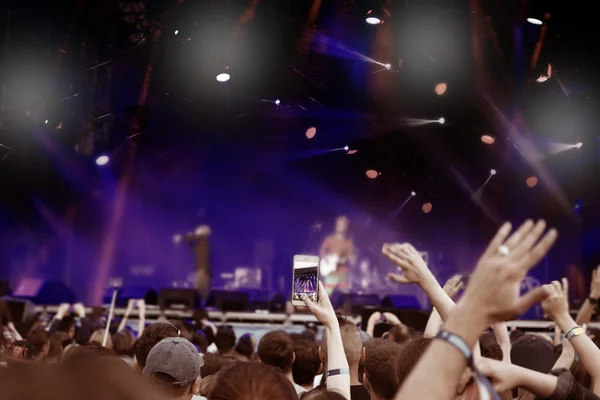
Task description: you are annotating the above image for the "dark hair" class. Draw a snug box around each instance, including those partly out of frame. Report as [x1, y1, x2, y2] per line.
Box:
[201, 353, 236, 378]
[292, 339, 320, 387]
[27, 328, 50, 359]
[57, 315, 76, 334]
[388, 325, 411, 345]
[395, 337, 432, 387]
[258, 330, 294, 373]
[214, 326, 236, 354]
[235, 334, 254, 358]
[133, 323, 179, 368]
[62, 342, 116, 369]
[479, 333, 503, 361]
[364, 340, 403, 400]
[192, 331, 209, 354]
[209, 362, 297, 400]
[112, 331, 134, 357]
[302, 388, 347, 400]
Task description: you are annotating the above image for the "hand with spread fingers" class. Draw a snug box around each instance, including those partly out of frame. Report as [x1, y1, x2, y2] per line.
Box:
[302, 281, 338, 328]
[443, 275, 464, 300]
[383, 243, 434, 285]
[541, 278, 569, 321]
[459, 220, 558, 326]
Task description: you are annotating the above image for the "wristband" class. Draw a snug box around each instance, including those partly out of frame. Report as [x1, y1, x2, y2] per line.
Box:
[565, 326, 585, 341]
[436, 330, 473, 366]
[589, 297, 599, 305]
[327, 368, 350, 377]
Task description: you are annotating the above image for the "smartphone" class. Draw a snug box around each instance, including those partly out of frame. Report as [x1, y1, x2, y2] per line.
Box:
[292, 255, 320, 307]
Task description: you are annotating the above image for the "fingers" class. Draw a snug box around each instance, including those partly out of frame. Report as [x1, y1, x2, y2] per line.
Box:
[561, 277, 569, 297]
[510, 286, 548, 317]
[383, 247, 412, 271]
[481, 222, 512, 260]
[523, 228, 557, 268]
[503, 219, 535, 254]
[388, 273, 409, 284]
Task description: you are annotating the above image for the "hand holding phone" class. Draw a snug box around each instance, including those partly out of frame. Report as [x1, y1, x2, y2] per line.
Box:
[292, 255, 320, 306]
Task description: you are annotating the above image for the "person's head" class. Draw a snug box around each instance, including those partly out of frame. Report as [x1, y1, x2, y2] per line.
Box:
[201, 353, 235, 378]
[143, 337, 203, 398]
[335, 216, 349, 234]
[57, 315, 77, 339]
[479, 333, 503, 361]
[62, 342, 116, 368]
[192, 330, 209, 354]
[292, 339, 321, 388]
[258, 330, 295, 374]
[112, 330, 134, 357]
[27, 328, 50, 360]
[364, 340, 403, 400]
[387, 324, 411, 345]
[510, 335, 557, 374]
[89, 329, 113, 349]
[209, 362, 297, 400]
[321, 318, 363, 369]
[302, 388, 348, 400]
[197, 373, 218, 397]
[46, 336, 64, 362]
[235, 334, 254, 358]
[133, 322, 180, 369]
[214, 326, 236, 354]
[395, 336, 431, 387]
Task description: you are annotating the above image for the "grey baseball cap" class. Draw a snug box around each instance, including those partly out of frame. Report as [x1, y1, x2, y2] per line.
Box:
[143, 337, 204, 387]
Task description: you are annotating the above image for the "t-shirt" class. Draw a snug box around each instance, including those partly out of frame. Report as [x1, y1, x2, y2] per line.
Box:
[350, 384, 370, 400]
[294, 383, 307, 397]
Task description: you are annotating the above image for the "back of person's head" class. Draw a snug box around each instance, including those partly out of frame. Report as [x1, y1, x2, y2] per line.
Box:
[198, 373, 218, 397]
[192, 330, 209, 354]
[479, 333, 503, 361]
[302, 388, 347, 400]
[395, 336, 432, 387]
[235, 334, 254, 358]
[112, 330, 134, 357]
[27, 328, 50, 360]
[46, 336, 64, 362]
[133, 322, 179, 368]
[57, 315, 77, 338]
[292, 339, 320, 387]
[90, 329, 113, 349]
[201, 353, 234, 378]
[321, 318, 362, 367]
[214, 326, 236, 354]
[364, 340, 403, 400]
[62, 342, 116, 368]
[258, 330, 294, 373]
[209, 362, 297, 400]
[387, 325, 411, 345]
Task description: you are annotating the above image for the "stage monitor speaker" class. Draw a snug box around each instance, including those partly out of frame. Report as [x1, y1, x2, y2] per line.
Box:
[12, 279, 76, 304]
[158, 289, 201, 310]
[205, 290, 249, 312]
[361, 307, 429, 332]
[342, 293, 380, 316]
[380, 295, 421, 309]
[1, 297, 35, 322]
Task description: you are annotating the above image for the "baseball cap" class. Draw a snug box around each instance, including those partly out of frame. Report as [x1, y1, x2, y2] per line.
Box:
[143, 337, 204, 387]
[510, 335, 557, 374]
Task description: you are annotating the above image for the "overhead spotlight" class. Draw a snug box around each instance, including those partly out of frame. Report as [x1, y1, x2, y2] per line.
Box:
[174, 30, 179, 35]
[422, 202, 433, 214]
[434, 82, 447, 96]
[216, 66, 231, 83]
[366, 169, 380, 179]
[347, 149, 358, 155]
[438, 118, 445, 124]
[411, 191, 416, 197]
[385, 64, 392, 70]
[526, 17, 543, 25]
[44, 119, 48, 124]
[95, 155, 109, 166]
[343, 146, 349, 151]
[275, 99, 281, 106]
[526, 176, 538, 188]
[481, 135, 495, 145]
[490, 169, 496, 175]
[305, 127, 317, 139]
[576, 142, 583, 149]
[365, 10, 383, 25]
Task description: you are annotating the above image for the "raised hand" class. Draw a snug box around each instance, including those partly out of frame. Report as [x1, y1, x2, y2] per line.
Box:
[476, 357, 526, 392]
[302, 281, 337, 328]
[541, 278, 569, 321]
[443, 275, 464, 300]
[459, 220, 557, 326]
[383, 243, 433, 285]
[591, 267, 600, 298]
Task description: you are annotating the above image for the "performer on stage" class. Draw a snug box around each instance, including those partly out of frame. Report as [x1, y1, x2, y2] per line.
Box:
[174, 225, 212, 299]
[319, 216, 355, 294]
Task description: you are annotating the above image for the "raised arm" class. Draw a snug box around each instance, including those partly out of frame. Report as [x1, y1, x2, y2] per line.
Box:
[424, 276, 463, 337]
[576, 266, 600, 325]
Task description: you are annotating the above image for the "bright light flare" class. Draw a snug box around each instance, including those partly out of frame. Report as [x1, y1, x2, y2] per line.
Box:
[410, 191, 416, 197]
[44, 120, 48, 124]
[96, 155, 109, 166]
[438, 117, 445, 124]
[305, 127, 317, 139]
[434, 82, 447, 96]
[366, 17, 382, 25]
[216, 73, 230, 82]
[481, 135, 495, 145]
[366, 169, 379, 179]
[527, 18, 543, 25]
[490, 169, 496, 175]
[422, 202, 432, 214]
[343, 146, 349, 151]
[174, 30, 179, 35]
[275, 99, 281, 106]
[526, 176, 538, 188]
[385, 63, 391, 70]
[576, 142, 583, 149]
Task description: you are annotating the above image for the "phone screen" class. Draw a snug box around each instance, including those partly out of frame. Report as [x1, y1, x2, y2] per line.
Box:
[293, 261, 319, 303]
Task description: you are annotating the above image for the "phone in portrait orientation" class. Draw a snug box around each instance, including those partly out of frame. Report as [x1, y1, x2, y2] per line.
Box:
[292, 255, 320, 307]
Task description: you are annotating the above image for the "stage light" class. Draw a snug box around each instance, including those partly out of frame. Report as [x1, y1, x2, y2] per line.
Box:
[438, 118, 445, 124]
[174, 30, 179, 35]
[576, 142, 583, 149]
[385, 63, 391, 70]
[527, 17, 543, 25]
[366, 16, 382, 24]
[216, 73, 230, 82]
[366, 169, 379, 179]
[96, 155, 109, 166]
[422, 202, 432, 214]
[481, 135, 495, 145]
[344, 146, 349, 151]
[305, 127, 317, 139]
[526, 176, 538, 188]
[275, 99, 280, 106]
[435, 82, 447, 96]
[44, 119, 48, 124]
[347, 149, 358, 155]
[490, 169, 496, 175]
[411, 191, 416, 197]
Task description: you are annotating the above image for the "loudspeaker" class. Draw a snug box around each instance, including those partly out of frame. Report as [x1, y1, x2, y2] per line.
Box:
[381, 295, 421, 309]
[103, 287, 158, 307]
[270, 293, 286, 313]
[361, 307, 430, 332]
[342, 293, 380, 316]
[205, 290, 249, 311]
[1, 297, 35, 322]
[0, 281, 11, 297]
[12, 279, 76, 304]
[158, 289, 201, 310]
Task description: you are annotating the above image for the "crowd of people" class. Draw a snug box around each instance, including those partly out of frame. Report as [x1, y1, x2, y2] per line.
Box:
[1, 219, 600, 400]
